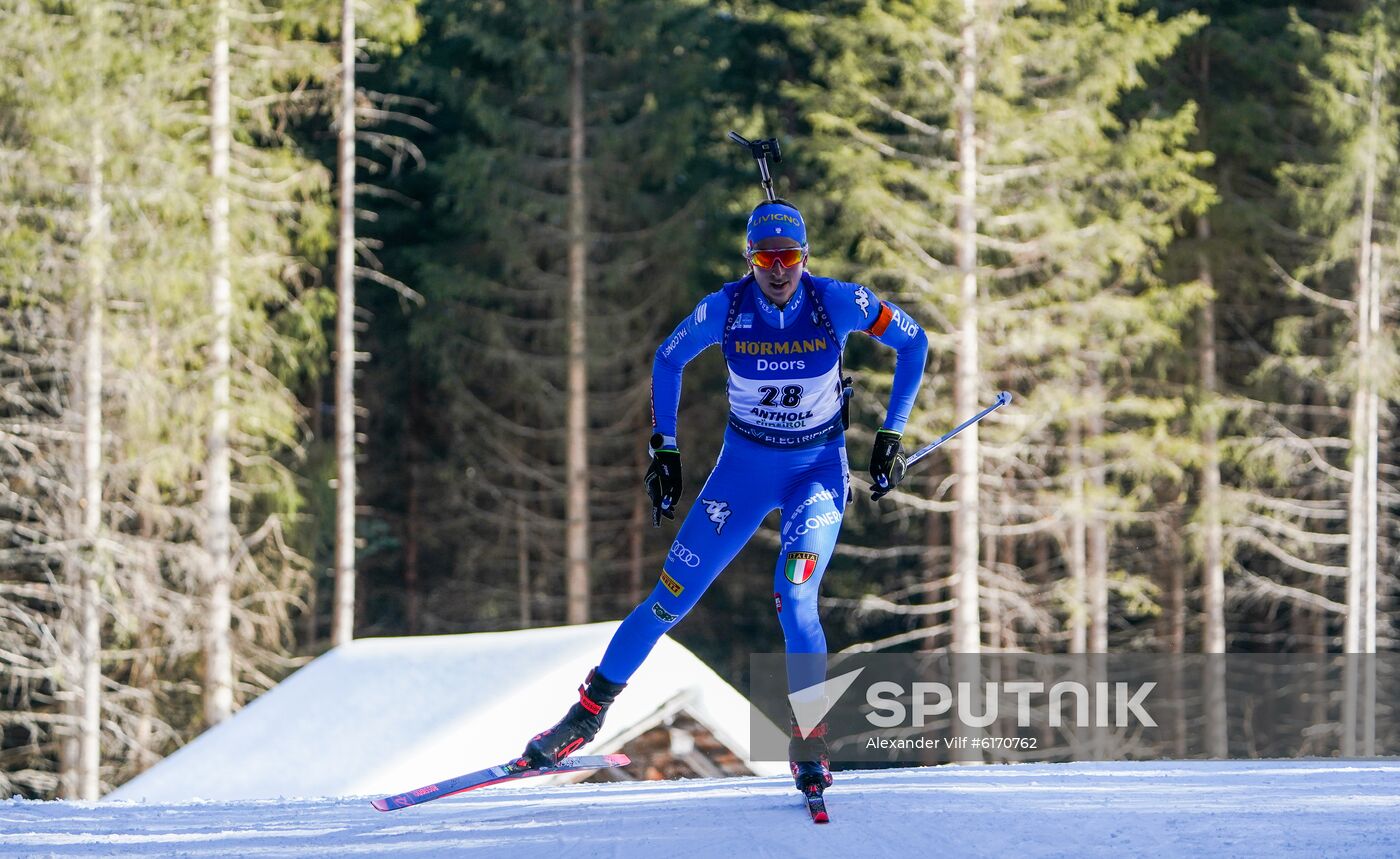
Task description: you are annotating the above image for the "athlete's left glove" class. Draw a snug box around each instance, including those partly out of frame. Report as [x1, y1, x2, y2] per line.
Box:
[869, 429, 907, 501]
[645, 433, 683, 526]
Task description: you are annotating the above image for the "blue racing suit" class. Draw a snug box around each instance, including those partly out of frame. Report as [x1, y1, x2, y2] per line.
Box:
[598, 271, 928, 693]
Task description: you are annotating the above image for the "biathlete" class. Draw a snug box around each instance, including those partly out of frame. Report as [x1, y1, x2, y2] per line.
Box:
[521, 197, 929, 795]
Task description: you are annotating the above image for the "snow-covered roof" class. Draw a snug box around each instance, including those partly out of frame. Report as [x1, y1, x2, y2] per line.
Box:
[107, 621, 787, 802]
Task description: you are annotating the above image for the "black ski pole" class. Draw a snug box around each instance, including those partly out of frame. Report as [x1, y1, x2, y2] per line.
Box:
[906, 391, 1013, 469]
[728, 131, 782, 202]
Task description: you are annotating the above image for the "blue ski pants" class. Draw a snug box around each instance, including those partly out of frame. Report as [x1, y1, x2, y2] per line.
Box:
[599, 430, 849, 694]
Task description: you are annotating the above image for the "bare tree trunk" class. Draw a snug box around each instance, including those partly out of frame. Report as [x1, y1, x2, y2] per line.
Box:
[399, 350, 423, 636]
[203, 0, 234, 727]
[1086, 368, 1108, 653]
[921, 506, 944, 652]
[1346, 51, 1382, 658]
[404, 460, 421, 635]
[1197, 209, 1230, 759]
[1168, 552, 1185, 654]
[983, 529, 998, 649]
[301, 572, 318, 648]
[74, 30, 108, 793]
[1067, 417, 1087, 654]
[1000, 527, 1014, 650]
[1086, 506, 1108, 651]
[951, 0, 980, 654]
[518, 502, 532, 627]
[1362, 238, 1381, 759]
[332, 0, 358, 647]
[1198, 217, 1226, 655]
[1166, 514, 1186, 753]
[564, 0, 591, 625]
[303, 375, 321, 649]
[1034, 537, 1050, 653]
[1343, 48, 1384, 757]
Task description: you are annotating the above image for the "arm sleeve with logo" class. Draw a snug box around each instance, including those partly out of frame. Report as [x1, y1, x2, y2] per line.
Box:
[824, 280, 929, 434]
[651, 290, 728, 441]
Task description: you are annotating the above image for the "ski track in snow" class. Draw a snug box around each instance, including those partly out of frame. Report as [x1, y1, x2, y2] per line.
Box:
[4, 760, 1400, 858]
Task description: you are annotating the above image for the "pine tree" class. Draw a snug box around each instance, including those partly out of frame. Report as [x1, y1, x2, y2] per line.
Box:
[361, 0, 728, 631]
[786, 0, 1210, 655]
[160, 0, 342, 730]
[1, 0, 342, 792]
[1275, 4, 1400, 751]
[329, 0, 421, 647]
[0, 0, 204, 796]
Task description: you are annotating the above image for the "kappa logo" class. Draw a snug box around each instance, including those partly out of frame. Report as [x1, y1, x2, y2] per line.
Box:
[651, 602, 679, 623]
[668, 539, 701, 568]
[659, 570, 685, 597]
[854, 287, 871, 315]
[702, 498, 731, 533]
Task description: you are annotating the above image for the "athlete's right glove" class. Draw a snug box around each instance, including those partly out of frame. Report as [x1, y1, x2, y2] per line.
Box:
[869, 429, 907, 501]
[644, 433, 683, 526]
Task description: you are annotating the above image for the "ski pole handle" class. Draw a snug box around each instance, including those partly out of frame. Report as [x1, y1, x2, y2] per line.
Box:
[905, 391, 1012, 469]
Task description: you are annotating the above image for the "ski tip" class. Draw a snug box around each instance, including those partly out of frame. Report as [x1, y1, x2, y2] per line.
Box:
[602, 753, 631, 767]
[370, 798, 392, 812]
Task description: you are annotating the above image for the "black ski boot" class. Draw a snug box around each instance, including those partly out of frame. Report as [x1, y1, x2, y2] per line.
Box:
[789, 719, 833, 793]
[521, 667, 627, 768]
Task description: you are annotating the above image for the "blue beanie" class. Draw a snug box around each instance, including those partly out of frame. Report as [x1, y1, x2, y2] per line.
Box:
[746, 201, 806, 249]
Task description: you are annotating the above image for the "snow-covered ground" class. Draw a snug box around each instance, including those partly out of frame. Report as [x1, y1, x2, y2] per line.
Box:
[5, 760, 1400, 858]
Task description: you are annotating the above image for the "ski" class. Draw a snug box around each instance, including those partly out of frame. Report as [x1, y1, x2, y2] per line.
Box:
[370, 753, 630, 812]
[802, 783, 829, 824]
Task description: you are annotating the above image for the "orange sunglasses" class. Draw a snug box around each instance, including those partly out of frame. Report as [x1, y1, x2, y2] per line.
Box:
[748, 246, 807, 270]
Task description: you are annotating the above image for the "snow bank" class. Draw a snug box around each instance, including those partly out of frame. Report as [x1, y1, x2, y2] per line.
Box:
[12, 760, 1400, 858]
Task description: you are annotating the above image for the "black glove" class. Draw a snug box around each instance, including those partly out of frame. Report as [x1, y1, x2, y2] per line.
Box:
[869, 429, 907, 501]
[644, 433, 683, 526]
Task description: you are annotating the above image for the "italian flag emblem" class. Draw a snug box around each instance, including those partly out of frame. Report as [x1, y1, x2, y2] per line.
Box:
[785, 552, 818, 584]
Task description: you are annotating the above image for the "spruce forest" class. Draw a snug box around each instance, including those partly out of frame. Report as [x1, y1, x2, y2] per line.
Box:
[1, 0, 1396, 798]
